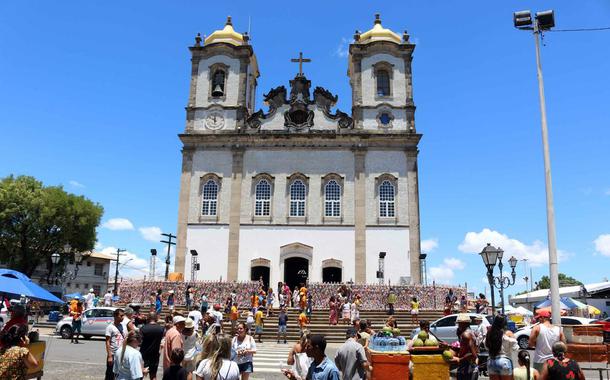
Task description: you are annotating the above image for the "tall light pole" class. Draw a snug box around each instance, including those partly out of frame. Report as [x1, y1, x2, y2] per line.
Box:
[150, 249, 157, 281]
[513, 9, 561, 324]
[161, 233, 176, 281]
[113, 248, 126, 295]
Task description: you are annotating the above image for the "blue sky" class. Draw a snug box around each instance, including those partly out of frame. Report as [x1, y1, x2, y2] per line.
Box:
[1, 1, 609, 298]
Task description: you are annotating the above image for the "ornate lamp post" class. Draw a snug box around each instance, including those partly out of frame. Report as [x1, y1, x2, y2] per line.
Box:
[480, 243, 519, 314]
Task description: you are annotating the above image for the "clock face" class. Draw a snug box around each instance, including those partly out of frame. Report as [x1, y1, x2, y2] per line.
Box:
[205, 111, 225, 130]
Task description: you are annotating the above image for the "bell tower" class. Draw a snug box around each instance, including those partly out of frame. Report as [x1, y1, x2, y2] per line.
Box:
[348, 14, 416, 131]
[185, 17, 259, 132]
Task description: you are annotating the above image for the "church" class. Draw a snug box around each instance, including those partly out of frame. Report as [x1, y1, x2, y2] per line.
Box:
[174, 15, 423, 289]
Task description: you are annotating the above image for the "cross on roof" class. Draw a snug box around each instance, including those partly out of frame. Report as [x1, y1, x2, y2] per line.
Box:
[290, 52, 311, 77]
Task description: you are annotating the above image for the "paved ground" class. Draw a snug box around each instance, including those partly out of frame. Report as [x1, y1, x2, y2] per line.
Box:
[37, 327, 608, 379]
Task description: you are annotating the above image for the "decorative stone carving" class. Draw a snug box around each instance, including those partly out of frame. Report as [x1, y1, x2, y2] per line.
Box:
[285, 75, 314, 130]
[314, 87, 354, 129]
[247, 76, 353, 131]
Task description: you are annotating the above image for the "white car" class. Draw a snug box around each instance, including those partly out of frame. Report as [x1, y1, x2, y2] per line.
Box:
[514, 316, 596, 349]
[55, 307, 117, 339]
[411, 313, 493, 343]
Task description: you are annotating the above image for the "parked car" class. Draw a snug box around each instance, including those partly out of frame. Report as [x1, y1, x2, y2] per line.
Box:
[55, 307, 117, 339]
[591, 317, 610, 342]
[411, 313, 493, 343]
[514, 316, 596, 349]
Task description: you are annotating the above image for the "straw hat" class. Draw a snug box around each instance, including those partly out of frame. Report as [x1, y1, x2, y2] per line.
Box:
[456, 313, 471, 323]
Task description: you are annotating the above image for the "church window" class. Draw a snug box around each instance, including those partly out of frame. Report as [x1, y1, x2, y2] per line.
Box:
[211, 69, 226, 97]
[202, 179, 219, 216]
[376, 69, 391, 97]
[289, 180, 306, 217]
[379, 112, 392, 126]
[255, 179, 271, 216]
[324, 180, 341, 217]
[379, 180, 395, 217]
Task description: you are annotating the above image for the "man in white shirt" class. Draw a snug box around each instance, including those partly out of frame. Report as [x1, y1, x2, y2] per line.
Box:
[188, 305, 203, 331]
[104, 290, 113, 306]
[85, 288, 95, 310]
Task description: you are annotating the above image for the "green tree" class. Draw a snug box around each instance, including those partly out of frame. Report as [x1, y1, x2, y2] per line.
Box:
[536, 273, 583, 290]
[0, 175, 103, 276]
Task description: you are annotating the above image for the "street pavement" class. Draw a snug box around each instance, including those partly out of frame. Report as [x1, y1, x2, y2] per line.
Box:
[37, 328, 607, 379]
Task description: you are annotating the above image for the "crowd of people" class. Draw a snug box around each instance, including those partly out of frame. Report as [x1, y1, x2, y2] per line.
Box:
[116, 279, 466, 312]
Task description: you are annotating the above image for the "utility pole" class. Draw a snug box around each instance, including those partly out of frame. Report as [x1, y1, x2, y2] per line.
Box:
[112, 248, 126, 295]
[161, 233, 176, 281]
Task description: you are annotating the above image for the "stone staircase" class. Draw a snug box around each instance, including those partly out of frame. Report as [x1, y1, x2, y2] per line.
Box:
[155, 306, 444, 343]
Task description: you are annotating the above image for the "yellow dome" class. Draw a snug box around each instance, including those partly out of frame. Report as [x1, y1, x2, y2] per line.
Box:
[204, 17, 245, 46]
[358, 14, 401, 44]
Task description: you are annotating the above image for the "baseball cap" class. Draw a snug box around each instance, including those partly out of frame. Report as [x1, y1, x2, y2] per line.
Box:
[173, 315, 186, 324]
[538, 310, 551, 318]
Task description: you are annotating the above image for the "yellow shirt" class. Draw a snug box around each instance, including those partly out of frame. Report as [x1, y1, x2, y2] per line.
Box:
[255, 310, 264, 326]
[411, 301, 419, 310]
[230, 305, 239, 321]
[298, 313, 308, 327]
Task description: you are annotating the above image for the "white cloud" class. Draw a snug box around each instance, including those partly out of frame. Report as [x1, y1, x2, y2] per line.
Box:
[139, 226, 162, 242]
[444, 257, 465, 270]
[428, 257, 465, 284]
[605, 189, 610, 196]
[102, 218, 134, 231]
[69, 180, 85, 188]
[102, 246, 149, 280]
[458, 228, 567, 267]
[594, 234, 610, 257]
[421, 238, 439, 252]
[334, 37, 349, 58]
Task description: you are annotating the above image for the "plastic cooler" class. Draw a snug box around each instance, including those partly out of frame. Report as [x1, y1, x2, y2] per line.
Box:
[411, 354, 450, 380]
[369, 350, 411, 380]
[47, 310, 61, 322]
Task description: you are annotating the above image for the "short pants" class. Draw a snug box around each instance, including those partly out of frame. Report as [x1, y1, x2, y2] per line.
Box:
[488, 356, 513, 376]
[238, 361, 254, 373]
[255, 325, 263, 334]
[278, 325, 287, 333]
[143, 356, 159, 376]
[72, 320, 82, 334]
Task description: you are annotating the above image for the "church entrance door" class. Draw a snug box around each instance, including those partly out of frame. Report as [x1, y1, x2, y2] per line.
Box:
[251, 266, 270, 290]
[322, 267, 342, 283]
[284, 257, 308, 290]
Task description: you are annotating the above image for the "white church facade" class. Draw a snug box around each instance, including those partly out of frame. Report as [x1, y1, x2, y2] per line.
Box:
[175, 15, 423, 289]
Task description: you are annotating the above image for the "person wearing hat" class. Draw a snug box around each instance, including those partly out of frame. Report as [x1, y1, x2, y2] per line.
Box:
[70, 299, 84, 343]
[452, 313, 479, 380]
[528, 310, 565, 372]
[163, 315, 185, 371]
[85, 288, 95, 310]
[182, 318, 199, 374]
[334, 327, 371, 380]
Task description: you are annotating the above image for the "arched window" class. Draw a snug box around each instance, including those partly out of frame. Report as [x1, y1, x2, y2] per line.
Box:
[324, 180, 341, 217]
[255, 179, 271, 216]
[201, 179, 219, 216]
[289, 180, 306, 217]
[379, 180, 395, 217]
[211, 69, 226, 97]
[376, 69, 390, 97]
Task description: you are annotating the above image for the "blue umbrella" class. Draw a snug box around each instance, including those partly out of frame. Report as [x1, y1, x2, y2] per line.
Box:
[534, 296, 579, 310]
[0, 269, 64, 303]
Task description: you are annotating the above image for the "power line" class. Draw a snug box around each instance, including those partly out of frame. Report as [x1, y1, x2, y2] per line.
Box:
[549, 26, 610, 32]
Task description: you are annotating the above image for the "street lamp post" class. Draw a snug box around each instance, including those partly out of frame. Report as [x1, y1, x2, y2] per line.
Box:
[513, 9, 561, 324]
[480, 243, 519, 314]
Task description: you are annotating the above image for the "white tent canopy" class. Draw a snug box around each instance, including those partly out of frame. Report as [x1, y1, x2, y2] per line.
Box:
[506, 306, 533, 316]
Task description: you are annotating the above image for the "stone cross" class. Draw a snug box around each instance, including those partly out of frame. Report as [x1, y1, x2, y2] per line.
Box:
[290, 52, 311, 76]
